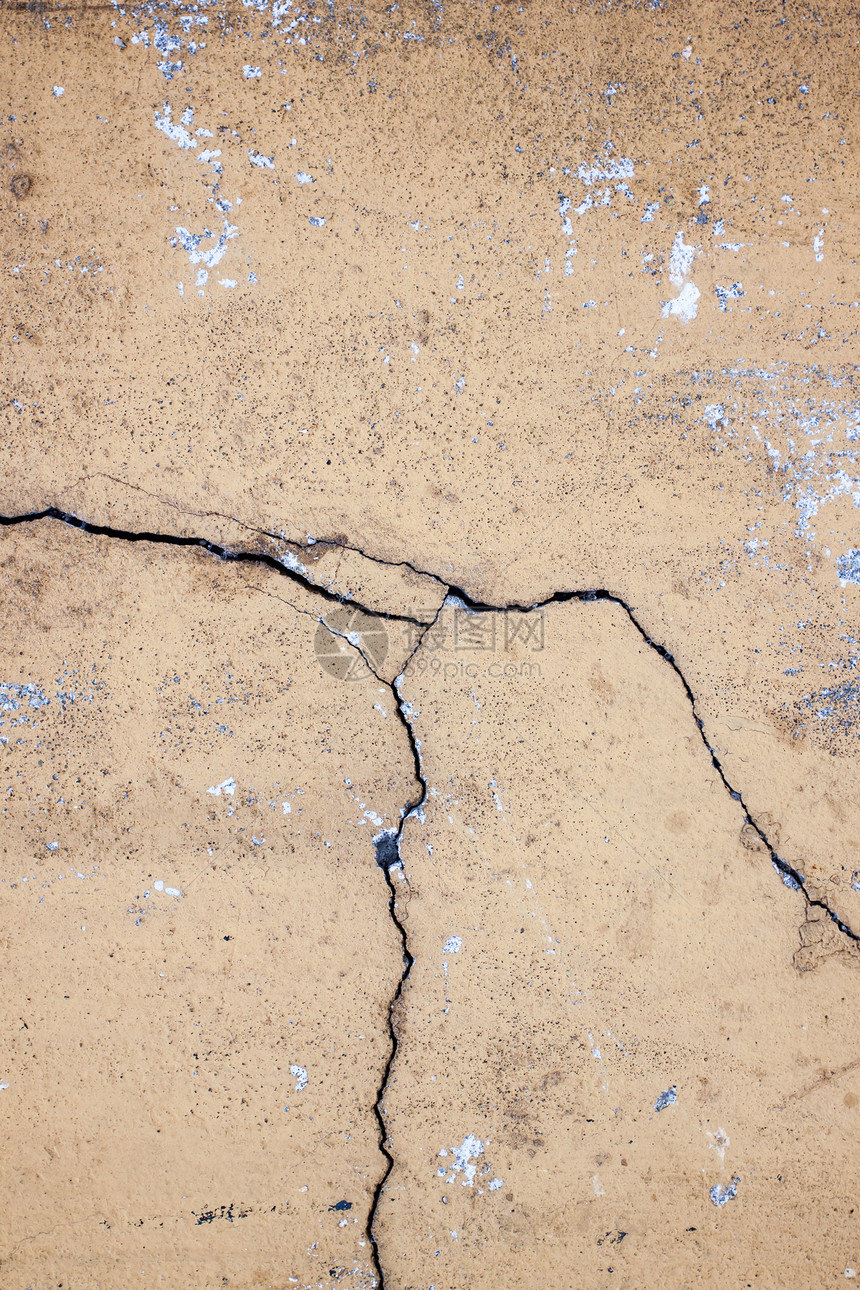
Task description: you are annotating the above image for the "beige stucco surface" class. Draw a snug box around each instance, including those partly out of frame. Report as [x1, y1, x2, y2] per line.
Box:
[1, 0, 859, 1285]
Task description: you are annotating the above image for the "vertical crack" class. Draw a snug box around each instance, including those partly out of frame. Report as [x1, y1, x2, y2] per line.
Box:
[366, 828, 413, 1290]
[321, 620, 435, 1288]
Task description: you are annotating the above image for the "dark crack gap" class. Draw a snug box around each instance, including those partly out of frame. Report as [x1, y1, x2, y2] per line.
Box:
[0, 507, 430, 628]
[364, 663, 428, 1289]
[323, 623, 431, 1289]
[366, 828, 415, 1289]
[1, 505, 856, 948]
[2, 506, 858, 1276]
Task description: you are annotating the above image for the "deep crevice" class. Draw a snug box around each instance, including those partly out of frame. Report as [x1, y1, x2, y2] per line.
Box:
[0, 506, 431, 628]
[362, 661, 430, 1289]
[322, 620, 433, 1289]
[1, 505, 858, 1286]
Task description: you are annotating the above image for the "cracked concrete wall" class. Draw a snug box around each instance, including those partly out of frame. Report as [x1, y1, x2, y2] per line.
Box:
[2, 0, 859, 1285]
[3, 0, 860, 905]
[383, 599, 860, 1285]
[0, 525, 411, 1286]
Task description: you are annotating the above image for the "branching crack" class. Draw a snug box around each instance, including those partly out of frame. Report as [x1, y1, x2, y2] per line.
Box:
[1, 503, 857, 1289]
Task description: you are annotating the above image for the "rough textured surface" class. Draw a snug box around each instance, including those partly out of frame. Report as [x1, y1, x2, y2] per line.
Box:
[0, 525, 408, 1286]
[1, 0, 859, 1285]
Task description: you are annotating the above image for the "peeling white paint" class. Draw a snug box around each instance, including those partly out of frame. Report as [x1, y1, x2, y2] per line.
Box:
[172, 220, 239, 269]
[448, 1135, 484, 1186]
[662, 281, 700, 323]
[207, 777, 237, 797]
[154, 102, 195, 150]
[668, 231, 699, 287]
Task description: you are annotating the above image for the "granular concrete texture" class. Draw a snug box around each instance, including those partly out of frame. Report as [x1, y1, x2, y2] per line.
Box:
[1, 0, 859, 1285]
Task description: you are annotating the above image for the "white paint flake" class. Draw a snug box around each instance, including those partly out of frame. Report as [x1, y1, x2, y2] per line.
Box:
[153, 879, 183, 897]
[449, 1135, 484, 1186]
[290, 1064, 308, 1091]
[154, 102, 195, 150]
[488, 778, 507, 813]
[172, 220, 239, 269]
[709, 1177, 739, 1206]
[837, 549, 860, 586]
[577, 156, 635, 186]
[662, 281, 700, 323]
[207, 776, 237, 797]
[668, 231, 699, 287]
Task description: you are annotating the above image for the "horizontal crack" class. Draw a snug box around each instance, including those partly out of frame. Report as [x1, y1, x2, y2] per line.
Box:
[2, 504, 856, 947]
[0, 506, 430, 628]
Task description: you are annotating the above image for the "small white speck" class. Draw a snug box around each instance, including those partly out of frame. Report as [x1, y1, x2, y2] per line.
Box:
[53, 86, 64, 97]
